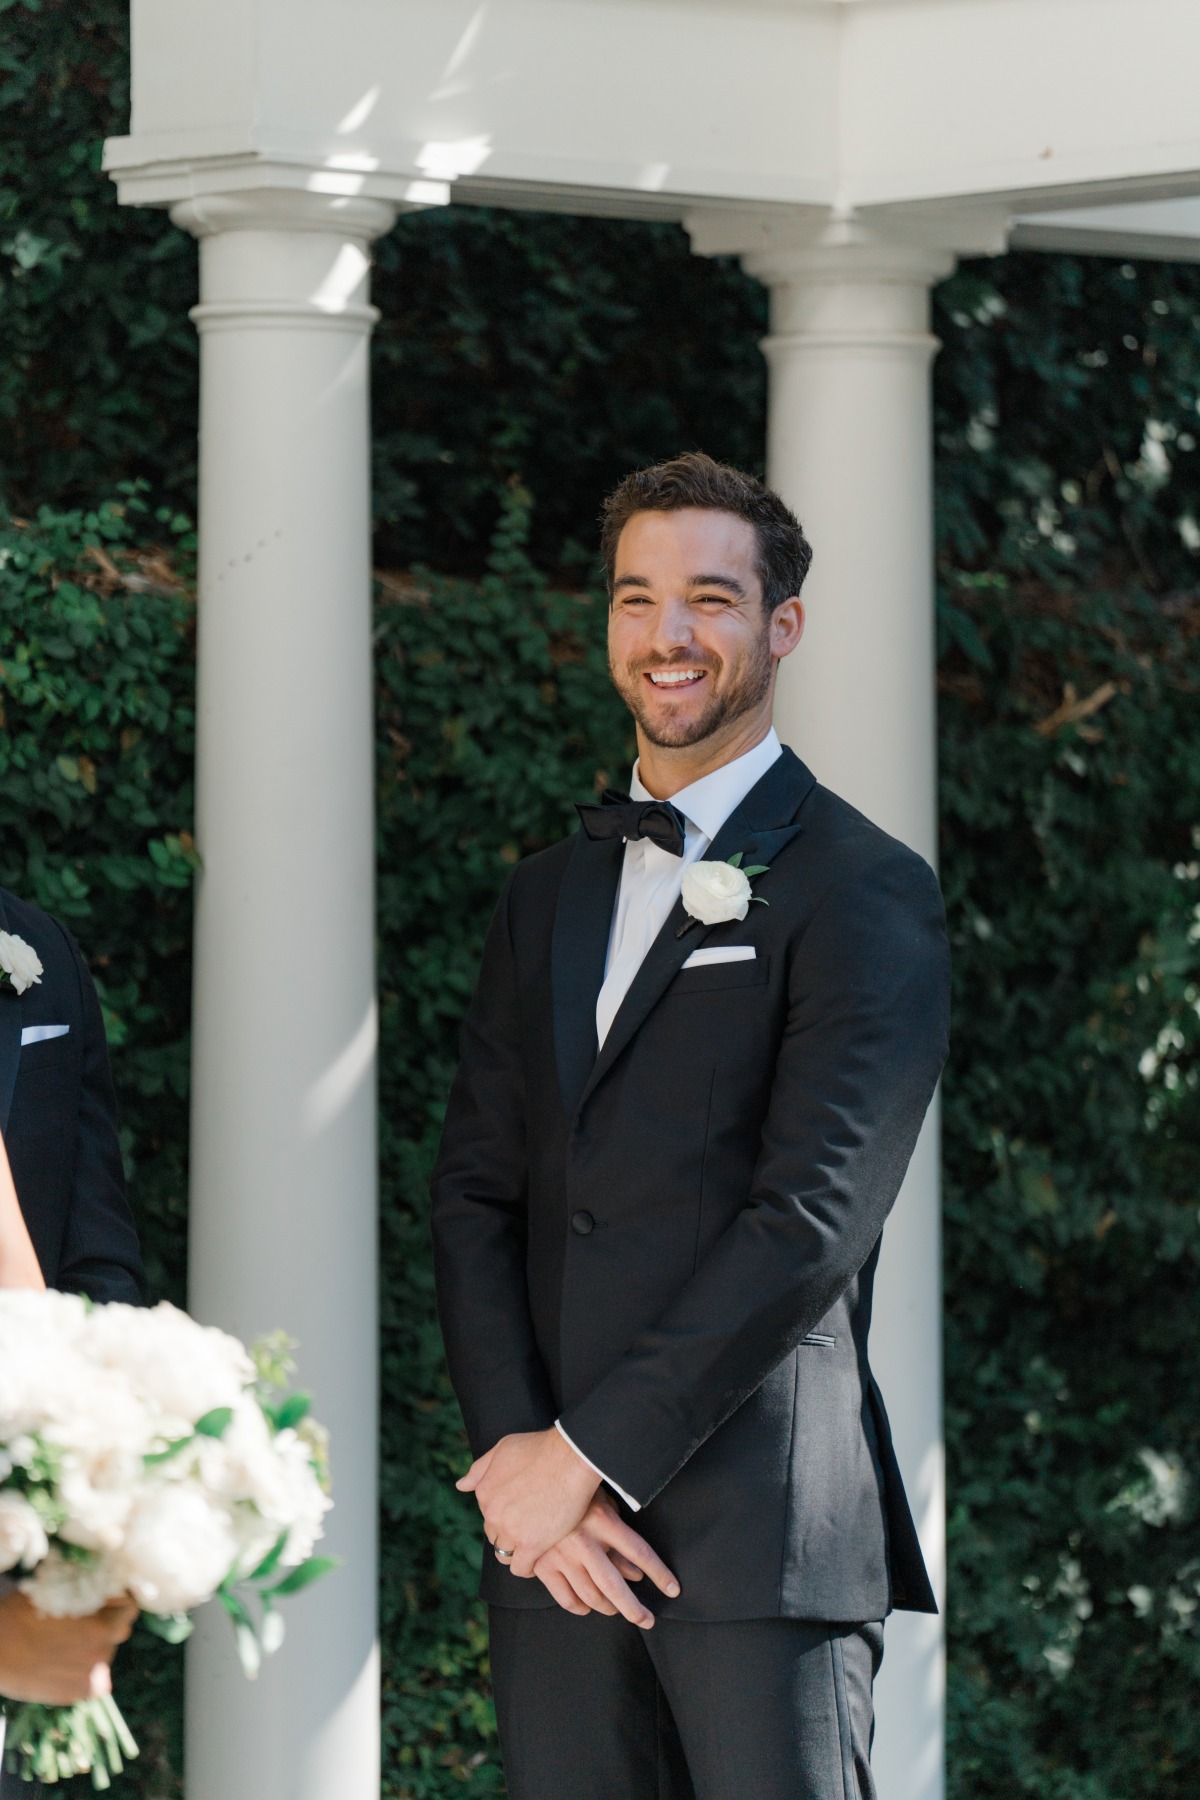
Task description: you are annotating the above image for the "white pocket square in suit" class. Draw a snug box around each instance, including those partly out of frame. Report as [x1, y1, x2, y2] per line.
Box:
[681, 946, 756, 970]
[21, 1024, 69, 1046]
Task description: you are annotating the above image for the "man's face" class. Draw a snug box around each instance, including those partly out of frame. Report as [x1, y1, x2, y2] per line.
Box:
[607, 508, 783, 749]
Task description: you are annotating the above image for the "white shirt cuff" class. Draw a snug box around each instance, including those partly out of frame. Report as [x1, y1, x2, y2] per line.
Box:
[554, 1420, 642, 1512]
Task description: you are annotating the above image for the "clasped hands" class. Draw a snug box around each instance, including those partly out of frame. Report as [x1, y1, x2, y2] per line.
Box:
[456, 1428, 679, 1629]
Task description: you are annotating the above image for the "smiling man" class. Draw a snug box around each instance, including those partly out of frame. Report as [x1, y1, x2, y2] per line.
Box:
[432, 453, 951, 1799]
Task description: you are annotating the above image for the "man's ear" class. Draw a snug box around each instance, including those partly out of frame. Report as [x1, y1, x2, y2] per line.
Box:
[770, 597, 805, 660]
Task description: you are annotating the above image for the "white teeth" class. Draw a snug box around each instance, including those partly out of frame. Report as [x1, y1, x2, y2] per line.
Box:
[648, 670, 704, 685]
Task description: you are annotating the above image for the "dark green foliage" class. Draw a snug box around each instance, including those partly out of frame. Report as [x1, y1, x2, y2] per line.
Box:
[935, 253, 1200, 592]
[371, 210, 766, 574]
[0, 0, 198, 519]
[939, 577, 1200, 1798]
[934, 256, 1200, 1798]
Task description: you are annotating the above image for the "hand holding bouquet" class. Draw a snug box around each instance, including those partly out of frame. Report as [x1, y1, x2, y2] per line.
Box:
[0, 1294, 334, 1787]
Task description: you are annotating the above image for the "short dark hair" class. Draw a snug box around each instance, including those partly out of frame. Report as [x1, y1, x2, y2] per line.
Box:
[600, 452, 812, 610]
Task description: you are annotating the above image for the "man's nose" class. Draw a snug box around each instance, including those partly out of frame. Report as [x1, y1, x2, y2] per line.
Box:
[648, 597, 693, 656]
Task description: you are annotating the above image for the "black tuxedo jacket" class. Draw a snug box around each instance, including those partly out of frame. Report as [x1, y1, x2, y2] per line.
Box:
[432, 749, 950, 1622]
[0, 889, 145, 1304]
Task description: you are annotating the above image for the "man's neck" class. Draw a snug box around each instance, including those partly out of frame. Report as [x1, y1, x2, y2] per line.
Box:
[635, 707, 774, 801]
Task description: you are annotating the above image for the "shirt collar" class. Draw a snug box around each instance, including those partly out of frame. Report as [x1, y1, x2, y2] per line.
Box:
[629, 729, 783, 844]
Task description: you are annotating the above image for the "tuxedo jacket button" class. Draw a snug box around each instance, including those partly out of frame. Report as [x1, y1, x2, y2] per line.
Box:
[571, 1210, 595, 1236]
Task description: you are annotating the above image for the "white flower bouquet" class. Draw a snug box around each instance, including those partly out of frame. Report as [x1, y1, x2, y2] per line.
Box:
[0, 1292, 334, 1788]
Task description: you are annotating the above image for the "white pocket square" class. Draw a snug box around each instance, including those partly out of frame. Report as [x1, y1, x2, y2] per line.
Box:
[21, 1024, 69, 1046]
[681, 946, 756, 970]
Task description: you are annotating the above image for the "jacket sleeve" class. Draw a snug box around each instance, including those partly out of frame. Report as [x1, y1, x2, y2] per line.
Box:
[430, 872, 557, 1455]
[557, 845, 951, 1507]
[56, 928, 148, 1306]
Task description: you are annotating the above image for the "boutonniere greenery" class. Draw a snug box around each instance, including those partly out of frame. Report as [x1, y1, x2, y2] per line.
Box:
[0, 931, 44, 996]
[677, 852, 771, 937]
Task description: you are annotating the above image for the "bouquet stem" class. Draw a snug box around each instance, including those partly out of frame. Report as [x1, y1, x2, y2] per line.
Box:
[4, 1694, 139, 1788]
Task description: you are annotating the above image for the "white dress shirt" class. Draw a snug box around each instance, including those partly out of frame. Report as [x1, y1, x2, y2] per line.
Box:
[557, 728, 784, 1508]
[595, 729, 783, 1049]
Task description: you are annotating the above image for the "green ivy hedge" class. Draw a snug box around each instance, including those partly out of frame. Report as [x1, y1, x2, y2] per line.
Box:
[940, 578, 1200, 1797]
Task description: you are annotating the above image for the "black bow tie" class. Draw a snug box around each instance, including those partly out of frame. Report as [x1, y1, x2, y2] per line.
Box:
[576, 789, 687, 857]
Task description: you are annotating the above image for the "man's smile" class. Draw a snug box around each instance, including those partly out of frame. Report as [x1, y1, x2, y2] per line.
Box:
[645, 667, 708, 688]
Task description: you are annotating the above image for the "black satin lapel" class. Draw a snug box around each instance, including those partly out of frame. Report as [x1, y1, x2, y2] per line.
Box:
[551, 831, 624, 1121]
[703, 812, 805, 883]
[739, 743, 816, 834]
[0, 892, 19, 1134]
[699, 745, 815, 899]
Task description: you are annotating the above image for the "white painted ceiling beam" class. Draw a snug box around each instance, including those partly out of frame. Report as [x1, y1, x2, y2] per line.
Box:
[1012, 199, 1200, 265]
[105, 0, 1200, 257]
[840, 0, 1200, 214]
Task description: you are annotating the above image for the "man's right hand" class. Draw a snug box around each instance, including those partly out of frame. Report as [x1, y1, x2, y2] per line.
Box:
[532, 1497, 680, 1629]
[0, 1591, 138, 1704]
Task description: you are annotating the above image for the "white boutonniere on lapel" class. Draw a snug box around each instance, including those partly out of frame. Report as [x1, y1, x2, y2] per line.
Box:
[0, 931, 44, 996]
[677, 852, 771, 937]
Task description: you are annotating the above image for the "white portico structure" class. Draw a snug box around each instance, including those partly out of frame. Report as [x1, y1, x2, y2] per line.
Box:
[102, 4, 1200, 1796]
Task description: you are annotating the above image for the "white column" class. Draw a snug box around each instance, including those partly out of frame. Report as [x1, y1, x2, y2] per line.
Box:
[743, 238, 954, 1800]
[173, 189, 395, 1800]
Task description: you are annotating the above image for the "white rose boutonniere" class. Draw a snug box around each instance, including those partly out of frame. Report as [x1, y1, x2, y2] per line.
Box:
[0, 931, 43, 996]
[678, 853, 771, 935]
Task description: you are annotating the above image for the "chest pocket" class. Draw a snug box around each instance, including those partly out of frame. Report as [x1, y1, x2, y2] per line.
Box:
[17, 1033, 74, 1069]
[666, 954, 770, 996]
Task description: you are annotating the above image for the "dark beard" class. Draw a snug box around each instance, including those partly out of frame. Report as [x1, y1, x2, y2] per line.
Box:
[611, 633, 774, 749]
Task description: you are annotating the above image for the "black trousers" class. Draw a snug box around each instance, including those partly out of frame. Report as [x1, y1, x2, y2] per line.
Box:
[489, 1606, 883, 1800]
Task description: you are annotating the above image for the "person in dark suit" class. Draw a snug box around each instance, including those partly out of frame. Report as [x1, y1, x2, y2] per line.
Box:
[431, 453, 951, 1799]
[0, 888, 145, 1304]
[0, 888, 146, 1789]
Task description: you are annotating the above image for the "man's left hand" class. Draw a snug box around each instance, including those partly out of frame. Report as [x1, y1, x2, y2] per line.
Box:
[456, 1428, 600, 1576]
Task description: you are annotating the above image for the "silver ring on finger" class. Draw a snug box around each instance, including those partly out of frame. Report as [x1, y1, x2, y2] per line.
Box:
[494, 1547, 515, 1564]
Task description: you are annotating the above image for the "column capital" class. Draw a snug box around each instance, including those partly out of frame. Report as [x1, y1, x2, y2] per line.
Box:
[103, 141, 449, 221]
[176, 190, 393, 335]
[744, 242, 954, 351]
[170, 188, 399, 245]
[105, 152, 442, 336]
[741, 239, 956, 296]
[684, 200, 1010, 268]
[687, 207, 1001, 350]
